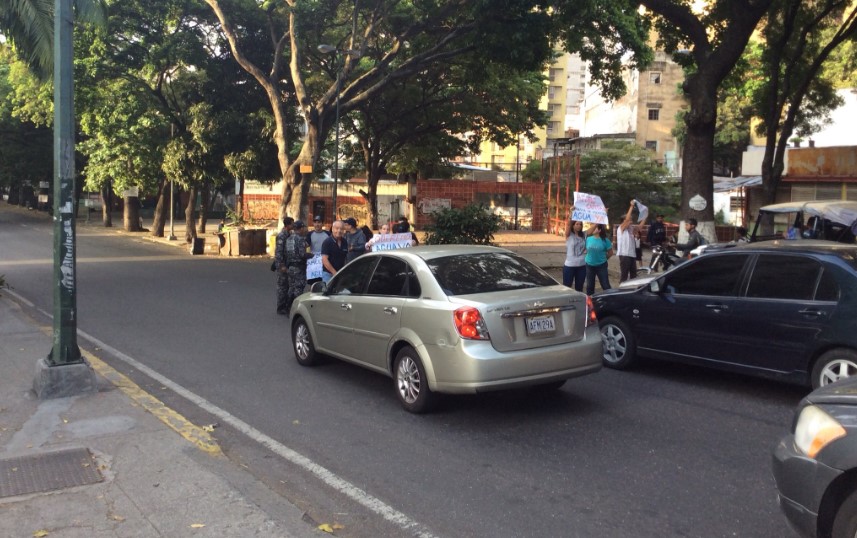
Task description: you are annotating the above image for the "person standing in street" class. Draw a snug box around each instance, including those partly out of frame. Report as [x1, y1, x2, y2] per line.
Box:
[647, 214, 667, 270]
[321, 220, 347, 283]
[585, 224, 612, 295]
[306, 215, 330, 286]
[563, 208, 587, 292]
[343, 217, 366, 262]
[284, 220, 312, 314]
[616, 200, 638, 283]
[275, 216, 295, 315]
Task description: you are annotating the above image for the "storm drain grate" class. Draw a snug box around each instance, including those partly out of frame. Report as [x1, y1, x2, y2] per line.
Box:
[0, 447, 103, 498]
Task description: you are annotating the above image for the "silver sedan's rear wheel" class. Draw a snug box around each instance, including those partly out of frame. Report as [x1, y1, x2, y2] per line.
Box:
[394, 346, 435, 414]
[292, 318, 318, 366]
[599, 316, 637, 370]
[811, 348, 857, 389]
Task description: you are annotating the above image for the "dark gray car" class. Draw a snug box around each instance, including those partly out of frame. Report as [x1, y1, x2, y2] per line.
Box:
[772, 376, 857, 537]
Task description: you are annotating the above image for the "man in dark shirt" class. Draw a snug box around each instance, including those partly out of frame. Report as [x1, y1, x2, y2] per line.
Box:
[321, 220, 347, 283]
[343, 217, 366, 262]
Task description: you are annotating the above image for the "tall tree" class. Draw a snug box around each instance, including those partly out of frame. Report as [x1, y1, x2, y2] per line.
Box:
[347, 59, 548, 227]
[0, 0, 105, 78]
[203, 0, 556, 220]
[753, 0, 857, 206]
[640, 0, 774, 240]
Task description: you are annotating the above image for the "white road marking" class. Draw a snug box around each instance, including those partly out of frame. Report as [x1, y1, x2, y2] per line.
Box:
[6, 288, 436, 538]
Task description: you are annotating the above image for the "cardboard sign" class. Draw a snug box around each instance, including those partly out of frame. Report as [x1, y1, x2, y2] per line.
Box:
[307, 254, 323, 280]
[371, 233, 414, 251]
[573, 192, 609, 224]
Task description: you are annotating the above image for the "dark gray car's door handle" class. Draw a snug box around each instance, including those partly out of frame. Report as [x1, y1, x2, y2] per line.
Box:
[705, 304, 729, 311]
[798, 308, 826, 317]
[340, 303, 352, 311]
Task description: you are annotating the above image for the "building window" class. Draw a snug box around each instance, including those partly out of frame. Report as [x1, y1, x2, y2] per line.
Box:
[649, 72, 662, 84]
[549, 68, 563, 82]
[548, 86, 559, 99]
[645, 141, 657, 151]
[547, 121, 560, 135]
[648, 109, 660, 121]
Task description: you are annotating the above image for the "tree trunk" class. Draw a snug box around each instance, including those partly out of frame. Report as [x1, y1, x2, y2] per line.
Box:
[283, 121, 322, 220]
[151, 178, 167, 237]
[677, 71, 717, 243]
[100, 181, 112, 228]
[185, 185, 197, 243]
[197, 182, 210, 234]
[123, 196, 142, 232]
[236, 179, 244, 222]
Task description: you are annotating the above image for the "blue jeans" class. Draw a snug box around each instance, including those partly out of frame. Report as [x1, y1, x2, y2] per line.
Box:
[563, 265, 586, 292]
[585, 263, 611, 295]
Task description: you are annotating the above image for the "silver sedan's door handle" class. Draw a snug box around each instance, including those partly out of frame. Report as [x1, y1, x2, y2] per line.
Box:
[383, 306, 398, 315]
[340, 303, 352, 311]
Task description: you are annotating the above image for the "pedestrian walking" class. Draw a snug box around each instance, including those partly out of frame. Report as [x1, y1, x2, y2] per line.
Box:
[616, 200, 637, 283]
[284, 220, 312, 314]
[563, 209, 586, 292]
[585, 224, 613, 295]
[275, 216, 295, 315]
[634, 227, 643, 269]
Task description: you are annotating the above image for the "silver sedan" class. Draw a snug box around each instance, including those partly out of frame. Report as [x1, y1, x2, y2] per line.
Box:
[289, 245, 602, 413]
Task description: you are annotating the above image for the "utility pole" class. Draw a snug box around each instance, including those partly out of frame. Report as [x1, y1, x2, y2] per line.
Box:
[35, 0, 97, 398]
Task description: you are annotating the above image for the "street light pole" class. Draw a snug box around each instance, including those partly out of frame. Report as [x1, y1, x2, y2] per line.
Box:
[333, 66, 341, 220]
[168, 123, 176, 240]
[514, 135, 520, 230]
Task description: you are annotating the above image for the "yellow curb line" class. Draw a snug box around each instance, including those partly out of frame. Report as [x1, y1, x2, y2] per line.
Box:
[82, 349, 223, 456]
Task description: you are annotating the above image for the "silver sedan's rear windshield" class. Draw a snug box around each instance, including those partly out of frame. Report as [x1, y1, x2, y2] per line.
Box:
[426, 253, 556, 296]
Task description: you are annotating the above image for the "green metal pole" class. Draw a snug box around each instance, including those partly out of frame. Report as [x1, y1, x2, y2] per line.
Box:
[50, 0, 81, 365]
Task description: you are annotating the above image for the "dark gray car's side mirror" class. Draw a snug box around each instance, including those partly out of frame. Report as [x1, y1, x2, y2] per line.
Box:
[649, 280, 661, 293]
[310, 281, 326, 294]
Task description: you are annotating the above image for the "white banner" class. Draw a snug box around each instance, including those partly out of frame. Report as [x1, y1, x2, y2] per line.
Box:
[635, 199, 649, 224]
[371, 233, 414, 251]
[307, 254, 323, 280]
[573, 192, 609, 224]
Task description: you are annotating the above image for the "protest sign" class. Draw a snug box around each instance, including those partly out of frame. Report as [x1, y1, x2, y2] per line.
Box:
[307, 254, 323, 280]
[635, 199, 649, 223]
[371, 233, 414, 251]
[573, 192, 609, 224]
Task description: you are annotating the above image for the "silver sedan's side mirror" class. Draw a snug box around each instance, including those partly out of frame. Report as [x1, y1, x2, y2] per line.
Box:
[310, 281, 326, 294]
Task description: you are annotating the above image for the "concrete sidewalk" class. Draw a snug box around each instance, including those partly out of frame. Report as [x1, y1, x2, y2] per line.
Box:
[0, 295, 318, 537]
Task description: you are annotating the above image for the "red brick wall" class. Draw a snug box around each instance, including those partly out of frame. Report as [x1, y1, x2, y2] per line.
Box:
[415, 180, 544, 230]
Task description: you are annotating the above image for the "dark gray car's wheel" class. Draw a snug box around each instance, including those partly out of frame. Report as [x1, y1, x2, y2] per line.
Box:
[811, 348, 857, 389]
[832, 487, 857, 538]
[394, 346, 436, 414]
[292, 318, 319, 366]
[599, 316, 637, 370]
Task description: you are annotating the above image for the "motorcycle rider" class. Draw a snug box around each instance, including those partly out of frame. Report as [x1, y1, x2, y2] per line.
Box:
[672, 218, 704, 258]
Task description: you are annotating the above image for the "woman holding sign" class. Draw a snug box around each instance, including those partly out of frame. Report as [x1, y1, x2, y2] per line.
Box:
[584, 224, 613, 295]
[563, 211, 587, 292]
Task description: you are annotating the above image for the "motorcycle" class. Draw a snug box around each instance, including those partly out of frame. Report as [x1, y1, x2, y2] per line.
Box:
[638, 242, 683, 274]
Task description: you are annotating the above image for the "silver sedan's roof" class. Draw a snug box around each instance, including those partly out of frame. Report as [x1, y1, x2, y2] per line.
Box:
[370, 244, 514, 261]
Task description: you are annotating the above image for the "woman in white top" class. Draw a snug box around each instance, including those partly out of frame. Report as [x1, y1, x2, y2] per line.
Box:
[563, 215, 587, 292]
[365, 223, 390, 251]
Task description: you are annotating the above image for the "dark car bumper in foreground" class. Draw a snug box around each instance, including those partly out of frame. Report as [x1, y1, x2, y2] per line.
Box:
[772, 435, 844, 538]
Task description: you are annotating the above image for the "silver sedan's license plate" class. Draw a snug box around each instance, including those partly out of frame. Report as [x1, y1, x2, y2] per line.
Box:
[526, 314, 556, 335]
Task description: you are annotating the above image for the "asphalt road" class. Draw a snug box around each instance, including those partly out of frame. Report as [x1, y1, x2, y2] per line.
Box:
[0, 205, 803, 537]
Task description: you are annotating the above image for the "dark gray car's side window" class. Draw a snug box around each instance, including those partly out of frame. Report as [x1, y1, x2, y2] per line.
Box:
[327, 256, 378, 295]
[746, 255, 823, 300]
[664, 255, 749, 296]
[366, 257, 421, 297]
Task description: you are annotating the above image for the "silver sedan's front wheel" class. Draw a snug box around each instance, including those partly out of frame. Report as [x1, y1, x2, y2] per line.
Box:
[394, 346, 435, 414]
[599, 316, 637, 370]
[292, 318, 318, 366]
